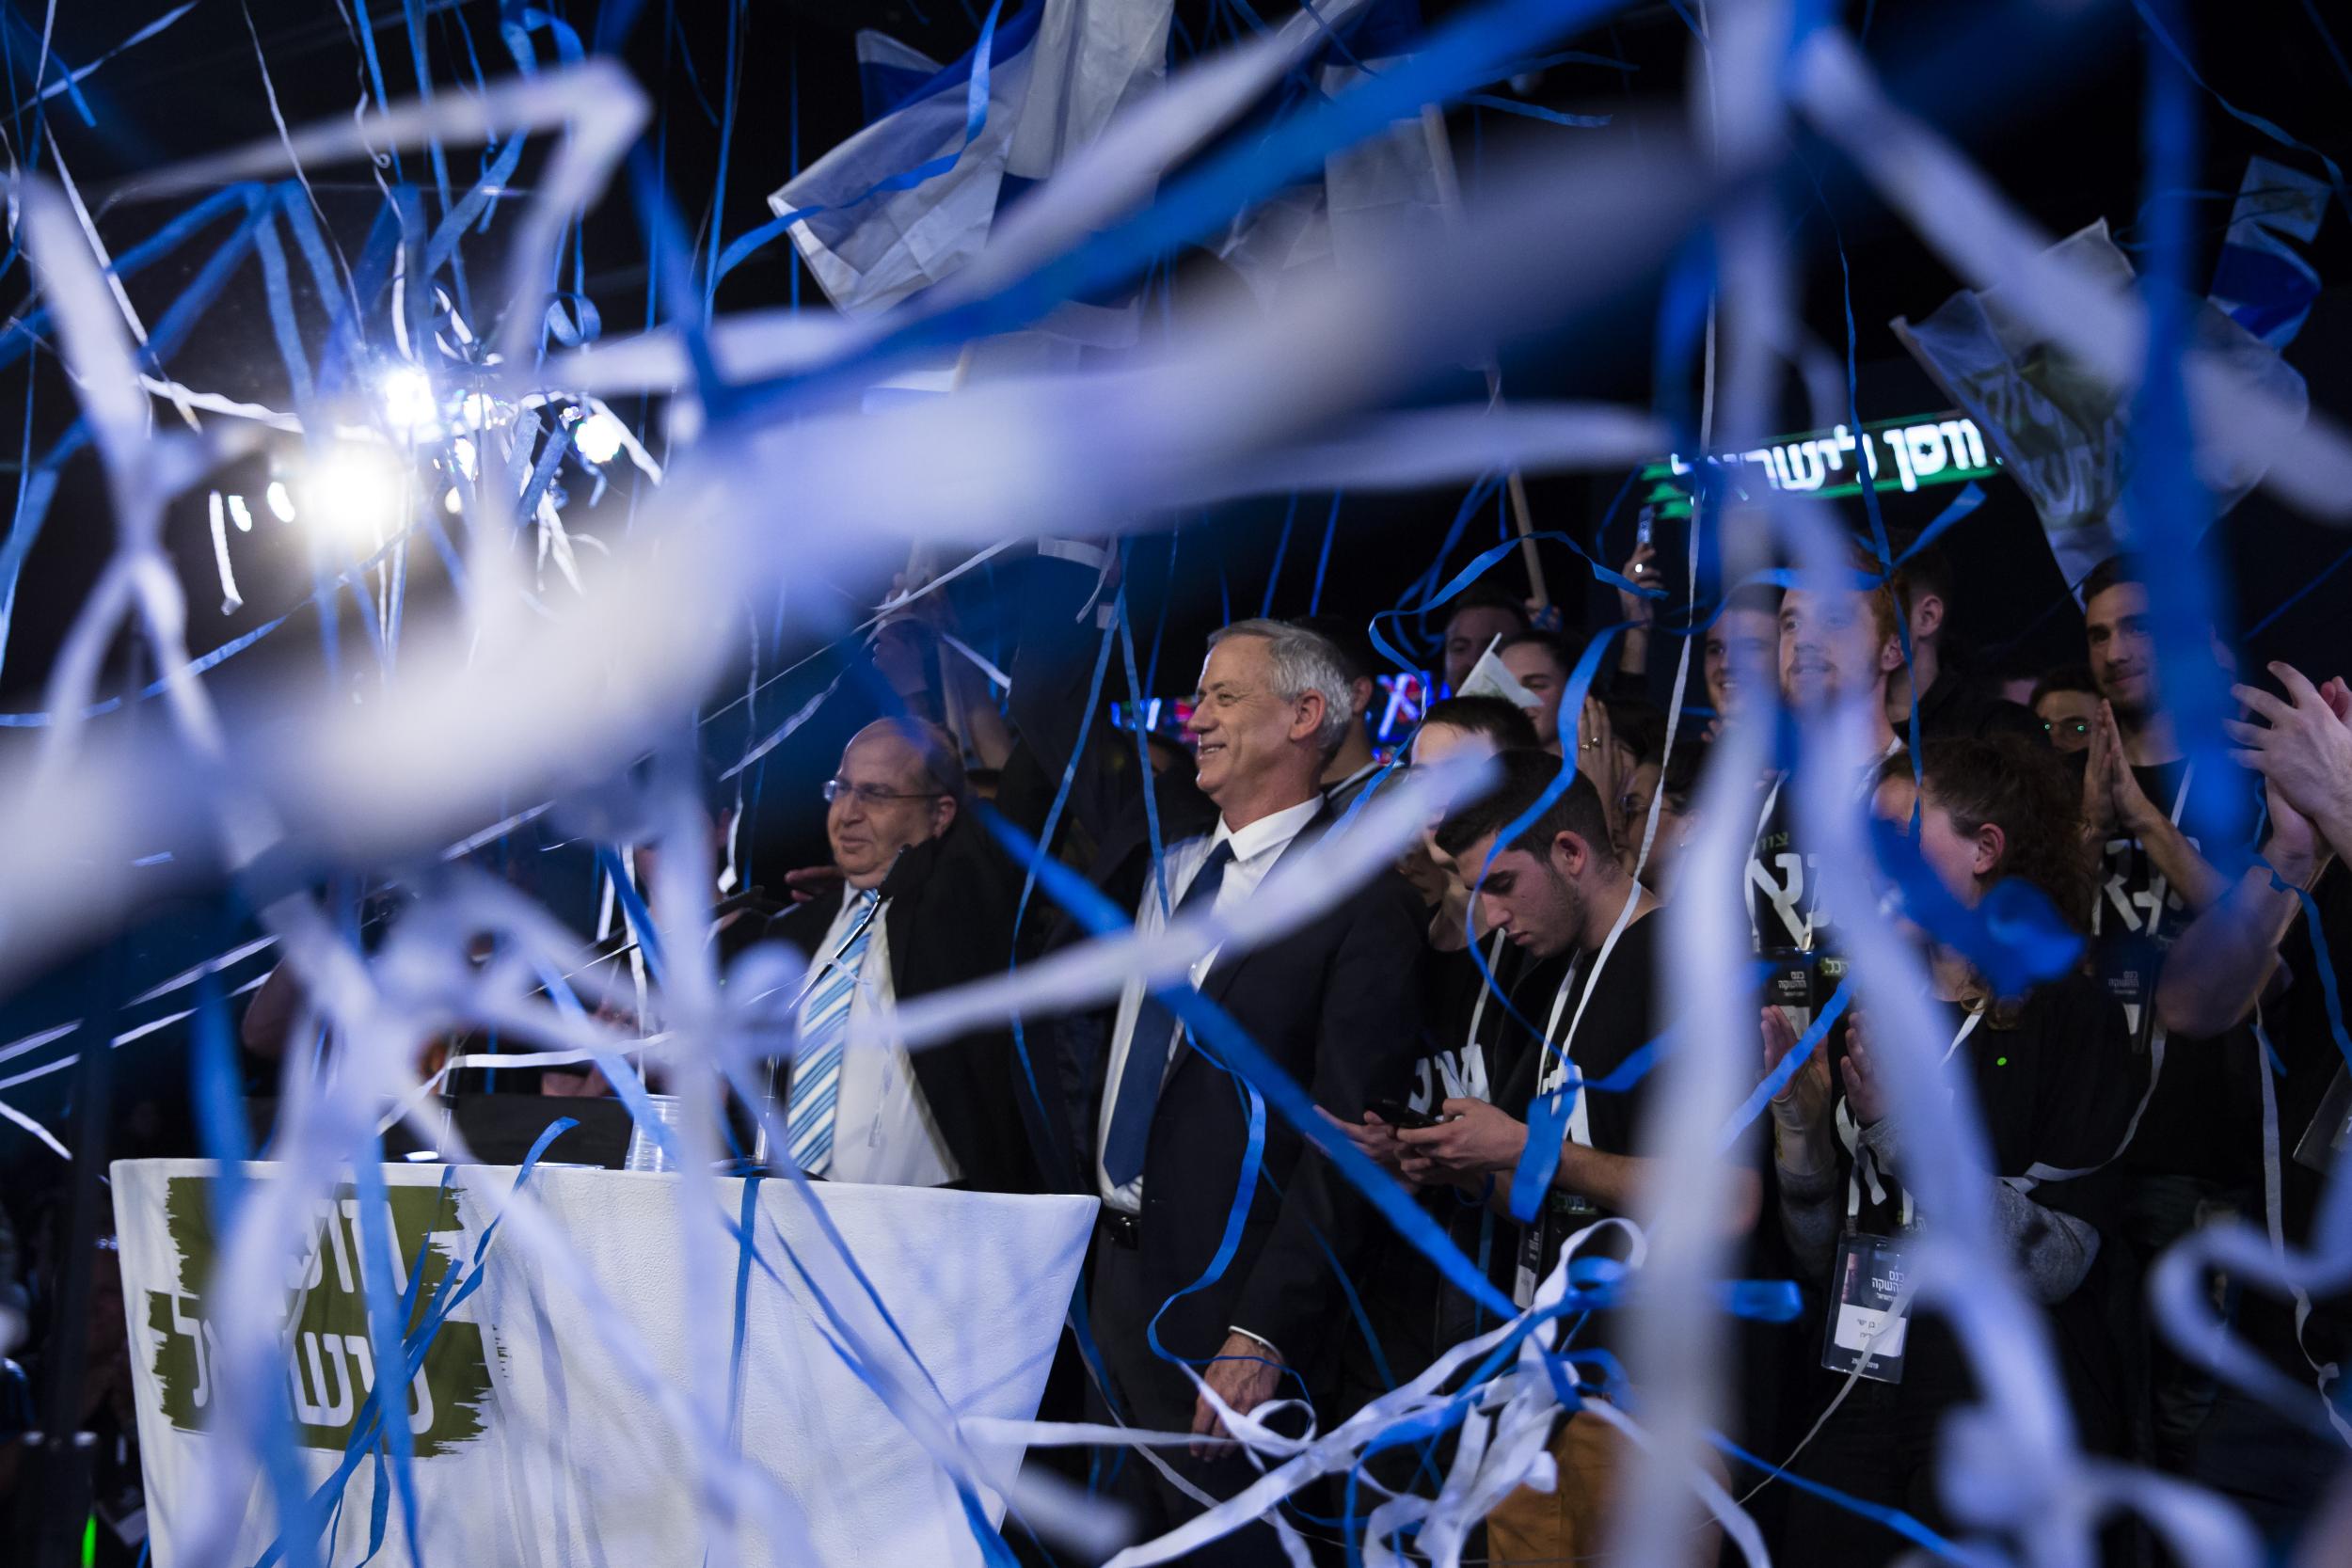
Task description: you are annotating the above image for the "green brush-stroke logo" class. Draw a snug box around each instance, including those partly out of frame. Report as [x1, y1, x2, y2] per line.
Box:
[143, 1177, 493, 1456]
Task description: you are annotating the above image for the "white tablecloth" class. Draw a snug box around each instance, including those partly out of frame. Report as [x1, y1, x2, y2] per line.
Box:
[112, 1159, 1095, 1567]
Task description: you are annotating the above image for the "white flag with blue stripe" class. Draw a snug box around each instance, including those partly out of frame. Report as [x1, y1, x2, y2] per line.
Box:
[771, 0, 1176, 320]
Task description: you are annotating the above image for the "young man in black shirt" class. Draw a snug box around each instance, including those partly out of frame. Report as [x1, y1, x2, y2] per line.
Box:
[1392, 751, 1759, 1566]
[2074, 556, 2263, 1468]
[1749, 556, 1907, 982]
[2078, 555, 2235, 1030]
[1325, 699, 1549, 1413]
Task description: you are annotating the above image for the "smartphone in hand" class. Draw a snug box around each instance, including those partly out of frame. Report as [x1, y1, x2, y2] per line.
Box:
[1369, 1098, 1439, 1132]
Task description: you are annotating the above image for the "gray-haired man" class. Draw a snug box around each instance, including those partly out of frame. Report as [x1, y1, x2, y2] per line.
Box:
[1040, 618, 1426, 1563]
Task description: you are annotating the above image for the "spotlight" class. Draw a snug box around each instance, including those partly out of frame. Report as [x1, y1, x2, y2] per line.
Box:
[265, 481, 296, 523]
[378, 365, 440, 438]
[295, 443, 411, 550]
[573, 408, 627, 466]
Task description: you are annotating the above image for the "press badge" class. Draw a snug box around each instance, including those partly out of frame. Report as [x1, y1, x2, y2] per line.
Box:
[1514, 1190, 1600, 1308]
[1820, 1230, 1912, 1383]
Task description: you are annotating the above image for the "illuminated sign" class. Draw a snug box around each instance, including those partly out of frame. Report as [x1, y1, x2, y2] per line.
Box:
[1639, 410, 2002, 523]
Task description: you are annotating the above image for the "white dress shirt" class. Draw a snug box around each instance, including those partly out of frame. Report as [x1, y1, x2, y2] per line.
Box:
[1094, 795, 1324, 1213]
[806, 886, 961, 1188]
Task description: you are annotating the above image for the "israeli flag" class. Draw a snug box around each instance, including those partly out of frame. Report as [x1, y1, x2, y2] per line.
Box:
[771, 0, 1176, 320]
[2208, 155, 2328, 351]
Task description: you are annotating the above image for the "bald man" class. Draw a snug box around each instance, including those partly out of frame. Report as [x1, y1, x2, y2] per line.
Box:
[764, 719, 1038, 1192]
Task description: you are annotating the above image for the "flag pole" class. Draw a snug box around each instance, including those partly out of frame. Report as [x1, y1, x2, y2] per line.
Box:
[1421, 104, 1551, 614]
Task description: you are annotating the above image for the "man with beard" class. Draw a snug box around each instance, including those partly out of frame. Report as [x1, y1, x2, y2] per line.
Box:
[2073, 554, 2259, 1470]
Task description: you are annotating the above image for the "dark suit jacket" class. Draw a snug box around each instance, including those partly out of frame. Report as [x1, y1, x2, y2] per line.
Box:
[766, 811, 1042, 1195]
[1041, 783, 1430, 1393]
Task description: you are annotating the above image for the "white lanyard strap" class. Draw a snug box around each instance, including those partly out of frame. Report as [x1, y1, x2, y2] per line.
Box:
[1464, 930, 1506, 1060]
[2137, 763, 2198, 922]
[1747, 773, 1788, 952]
[1539, 889, 1642, 1149]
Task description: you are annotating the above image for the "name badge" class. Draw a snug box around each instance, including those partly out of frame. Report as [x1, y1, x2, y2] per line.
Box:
[1765, 956, 1814, 1020]
[1513, 1190, 1602, 1309]
[1820, 1230, 1912, 1384]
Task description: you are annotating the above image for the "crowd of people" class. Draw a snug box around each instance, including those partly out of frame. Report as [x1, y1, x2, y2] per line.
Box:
[3, 534, 2346, 1568]
[737, 537, 2350, 1566]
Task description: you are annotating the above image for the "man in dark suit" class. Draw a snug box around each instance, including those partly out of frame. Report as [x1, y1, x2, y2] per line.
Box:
[1041, 617, 1426, 1561]
[764, 719, 1038, 1193]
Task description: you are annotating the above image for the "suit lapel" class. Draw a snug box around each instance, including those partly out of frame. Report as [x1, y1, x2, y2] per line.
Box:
[1191, 800, 1332, 1011]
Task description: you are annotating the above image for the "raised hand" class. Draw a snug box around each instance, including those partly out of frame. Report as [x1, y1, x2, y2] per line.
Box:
[1840, 1009, 1888, 1127]
[1615, 542, 1661, 626]
[2079, 693, 2119, 842]
[1762, 1006, 1832, 1129]
[2097, 700, 2165, 835]
[2228, 663, 2352, 844]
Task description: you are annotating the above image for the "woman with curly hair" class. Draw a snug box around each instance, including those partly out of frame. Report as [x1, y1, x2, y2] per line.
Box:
[1759, 736, 2146, 1563]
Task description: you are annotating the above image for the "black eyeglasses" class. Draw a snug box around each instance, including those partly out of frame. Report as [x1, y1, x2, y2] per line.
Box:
[2042, 717, 2092, 739]
[822, 778, 943, 806]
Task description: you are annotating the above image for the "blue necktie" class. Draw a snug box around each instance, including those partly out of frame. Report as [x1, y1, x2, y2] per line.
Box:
[786, 890, 883, 1176]
[1103, 839, 1235, 1186]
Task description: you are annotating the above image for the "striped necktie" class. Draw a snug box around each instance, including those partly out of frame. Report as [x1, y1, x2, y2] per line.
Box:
[786, 889, 883, 1177]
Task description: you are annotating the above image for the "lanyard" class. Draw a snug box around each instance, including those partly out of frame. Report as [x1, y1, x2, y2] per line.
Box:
[1536, 889, 1642, 1149]
[1746, 773, 1788, 954]
[1464, 929, 1507, 1061]
[2138, 763, 2198, 917]
[1842, 1007, 1981, 1230]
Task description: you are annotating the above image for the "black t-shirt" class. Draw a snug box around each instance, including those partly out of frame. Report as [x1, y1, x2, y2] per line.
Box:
[1746, 759, 1897, 1017]
[1830, 973, 2146, 1449]
[2072, 752, 2266, 1183]
[1504, 912, 1776, 1376]
[2080, 757, 2260, 1036]
[1494, 912, 1667, 1367]
[1510, 910, 1663, 1169]
[2240, 862, 2352, 1376]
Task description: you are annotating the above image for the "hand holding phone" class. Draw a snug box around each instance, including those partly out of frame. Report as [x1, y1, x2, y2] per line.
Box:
[1369, 1098, 1438, 1132]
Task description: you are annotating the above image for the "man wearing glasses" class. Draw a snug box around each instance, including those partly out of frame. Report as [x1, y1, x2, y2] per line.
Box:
[762, 718, 1038, 1193]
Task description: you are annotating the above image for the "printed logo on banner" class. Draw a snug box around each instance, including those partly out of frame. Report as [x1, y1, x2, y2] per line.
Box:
[143, 1177, 493, 1455]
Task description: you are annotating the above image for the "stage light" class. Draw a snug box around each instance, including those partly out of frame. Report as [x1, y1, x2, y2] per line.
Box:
[379, 365, 440, 438]
[443, 487, 464, 515]
[265, 481, 296, 523]
[295, 443, 411, 550]
[573, 408, 626, 466]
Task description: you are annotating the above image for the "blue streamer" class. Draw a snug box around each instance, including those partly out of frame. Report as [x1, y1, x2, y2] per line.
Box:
[1259, 493, 1299, 617]
[1309, 491, 1343, 614]
[980, 810, 1519, 1321]
[594, 845, 669, 989]
[1712, 983, 1850, 1154]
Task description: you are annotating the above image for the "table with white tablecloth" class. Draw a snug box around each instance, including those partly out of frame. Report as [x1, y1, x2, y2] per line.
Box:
[111, 1159, 1096, 1568]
